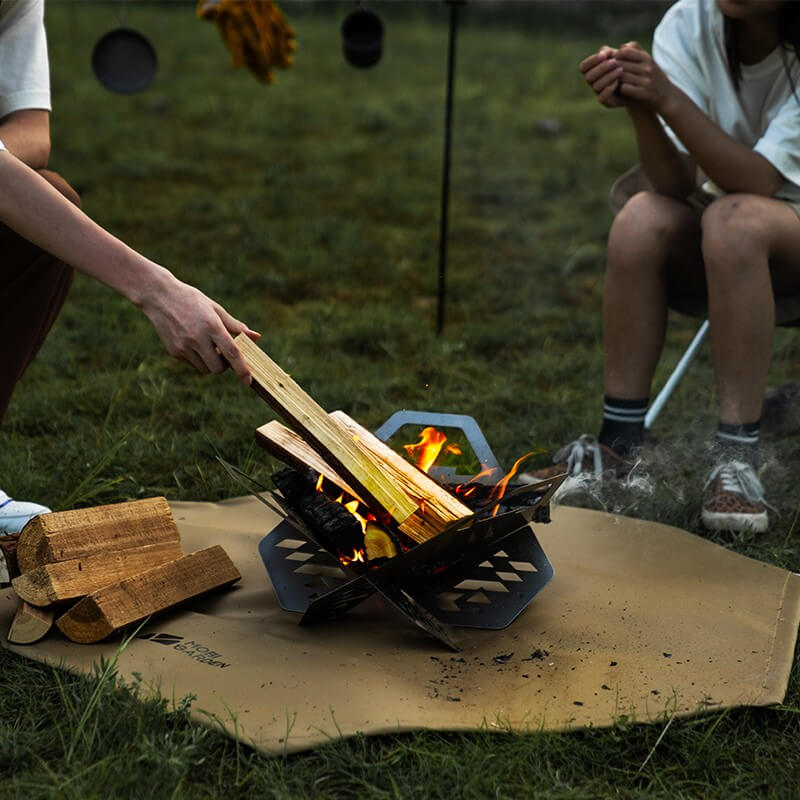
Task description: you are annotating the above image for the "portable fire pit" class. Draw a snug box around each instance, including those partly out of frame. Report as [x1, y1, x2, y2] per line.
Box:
[228, 337, 566, 651]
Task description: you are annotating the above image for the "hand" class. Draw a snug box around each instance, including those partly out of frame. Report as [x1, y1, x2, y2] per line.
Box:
[579, 46, 629, 108]
[139, 273, 260, 385]
[615, 42, 676, 114]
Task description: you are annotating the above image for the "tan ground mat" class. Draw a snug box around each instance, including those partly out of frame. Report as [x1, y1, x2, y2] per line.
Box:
[2, 497, 799, 754]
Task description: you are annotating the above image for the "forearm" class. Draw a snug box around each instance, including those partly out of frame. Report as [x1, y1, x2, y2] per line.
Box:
[0, 150, 170, 305]
[660, 87, 782, 195]
[627, 105, 695, 198]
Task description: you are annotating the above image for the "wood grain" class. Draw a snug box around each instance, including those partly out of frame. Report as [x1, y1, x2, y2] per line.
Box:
[12, 539, 184, 606]
[236, 334, 418, 525]
[7, 599, 54, 645]
[16, 497, 180, 572]
[56, 546, 241, 644]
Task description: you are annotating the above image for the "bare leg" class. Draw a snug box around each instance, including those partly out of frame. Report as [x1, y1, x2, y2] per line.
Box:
[701, 195, 800, 425]
[603, 191, 704, 399]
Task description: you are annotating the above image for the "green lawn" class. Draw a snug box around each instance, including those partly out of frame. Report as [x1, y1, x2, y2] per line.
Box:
[1, 2, 798, 797]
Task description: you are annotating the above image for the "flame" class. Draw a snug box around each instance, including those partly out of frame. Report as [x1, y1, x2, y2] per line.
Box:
[488, 451, 534, 516]
[405, 426, 458, 474]
[341, 548, 365, 565]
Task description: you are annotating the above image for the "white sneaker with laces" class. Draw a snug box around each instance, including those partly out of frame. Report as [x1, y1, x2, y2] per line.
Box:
[0, 489, 51, 534]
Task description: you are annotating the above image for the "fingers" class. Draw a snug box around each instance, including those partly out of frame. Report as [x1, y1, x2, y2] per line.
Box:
[616, 45, 649, 63]
[177, 346, 211, 375]
[212, 301, 261, 341]
[579, 47, 615, 75]
[590, 63, 624, 95]
[216, 338, 252, 386]
[597, 79, 621, 106]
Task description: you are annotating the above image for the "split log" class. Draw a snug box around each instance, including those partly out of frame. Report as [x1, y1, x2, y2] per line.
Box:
[237, 335, 472, 542]
[56, 546, 241, 644]
[256, 420, 361, 499]
[0, 534, 20, 585]
[258, 414, 472, 544]
[7, 599, 54, 645]
[17, 497, 179, 573]
[235, 334, 419, 527]
[12, 539, 184, 607]
[329, 412, 473, 541]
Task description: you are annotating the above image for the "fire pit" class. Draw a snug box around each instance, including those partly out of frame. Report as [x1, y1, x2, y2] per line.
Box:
[230, 337, 566, 650]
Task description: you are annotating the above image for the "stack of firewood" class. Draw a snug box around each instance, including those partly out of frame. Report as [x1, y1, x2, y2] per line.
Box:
[2, 497, 240, 645]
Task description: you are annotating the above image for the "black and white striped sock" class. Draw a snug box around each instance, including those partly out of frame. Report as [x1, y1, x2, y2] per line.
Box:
[598, 396, 648, 458]
[715, 421, 759, 468]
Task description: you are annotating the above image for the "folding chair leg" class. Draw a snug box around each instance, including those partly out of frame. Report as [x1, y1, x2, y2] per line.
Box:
[644, 320, 710, 430]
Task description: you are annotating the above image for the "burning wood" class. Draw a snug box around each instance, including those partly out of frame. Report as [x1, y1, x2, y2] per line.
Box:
[236, 334, 474, 544]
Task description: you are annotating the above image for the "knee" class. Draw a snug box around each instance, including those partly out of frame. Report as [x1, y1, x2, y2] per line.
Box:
[36, 169, 81, 210]
[701, 195, 767, 270]
[611, 191, 688, 248]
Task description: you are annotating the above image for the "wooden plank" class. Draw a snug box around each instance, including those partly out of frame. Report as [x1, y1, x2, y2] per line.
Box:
[56, 546, 241, 644]
[236, 333, 419, 526]
[329, 412, 472, 543]
[12, 539, 185, 606]
[17, 497, 180, 573]
[255, 420, 361, 499]
[7, 599, 54, 645]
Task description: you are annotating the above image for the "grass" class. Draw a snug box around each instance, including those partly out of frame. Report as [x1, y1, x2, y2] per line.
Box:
[1, 1, 798, 797]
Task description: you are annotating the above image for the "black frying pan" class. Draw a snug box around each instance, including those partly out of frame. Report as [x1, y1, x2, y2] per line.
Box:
[92, 27, 157, 94]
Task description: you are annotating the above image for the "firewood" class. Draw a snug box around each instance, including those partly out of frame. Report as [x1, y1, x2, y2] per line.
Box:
[235, 334, 420, 526]
[0, 534, 20, 586]
[17, 497, 180, 573]
[12, 539, 184, 607]
[329, 412, 473, 541]
[364, 523, 397, 562]
[7, 599, 54, 645]
[56, 546, 241, 644]
[256, 420, 361, 499]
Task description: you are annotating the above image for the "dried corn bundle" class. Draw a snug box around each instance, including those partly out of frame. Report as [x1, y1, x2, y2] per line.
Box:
[197, 0, 296, 83]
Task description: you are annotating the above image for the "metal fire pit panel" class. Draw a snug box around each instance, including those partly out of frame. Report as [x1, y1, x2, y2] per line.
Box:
[406, 526, 553, 629]
[259, 520, 357, 613]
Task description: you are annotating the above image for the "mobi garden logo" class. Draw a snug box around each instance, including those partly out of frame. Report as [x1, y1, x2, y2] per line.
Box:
[137, 632, 232, 668]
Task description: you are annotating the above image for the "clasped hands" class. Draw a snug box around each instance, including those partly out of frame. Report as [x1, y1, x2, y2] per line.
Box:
[579, 42, 676, 114]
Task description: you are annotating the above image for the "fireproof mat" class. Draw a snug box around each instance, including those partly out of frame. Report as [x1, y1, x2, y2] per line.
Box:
[2, 497, 799, 755]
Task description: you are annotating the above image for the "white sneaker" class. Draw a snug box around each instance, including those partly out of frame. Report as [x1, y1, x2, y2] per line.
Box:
[0, 489, 51, 534]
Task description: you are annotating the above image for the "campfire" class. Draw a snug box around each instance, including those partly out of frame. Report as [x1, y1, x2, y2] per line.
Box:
[234, 335, 566, 650]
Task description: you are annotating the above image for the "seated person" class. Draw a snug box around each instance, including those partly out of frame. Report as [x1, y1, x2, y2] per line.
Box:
[522, 0, 800, 533]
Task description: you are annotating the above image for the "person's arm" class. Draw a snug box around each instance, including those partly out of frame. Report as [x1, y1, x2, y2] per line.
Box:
[579, 45, 695, 198]
[616, 44, 784, 196]
[0, 109, 50, 169]
[626, 104, 696, 200]
[0, 149, 259, 383]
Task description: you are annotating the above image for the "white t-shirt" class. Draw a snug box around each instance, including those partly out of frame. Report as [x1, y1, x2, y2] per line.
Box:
[653, 0, 800, 201]
[0, 0, 50, 118]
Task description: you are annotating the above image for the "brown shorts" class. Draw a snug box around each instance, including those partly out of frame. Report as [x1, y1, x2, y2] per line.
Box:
[687, 179, 800, 218]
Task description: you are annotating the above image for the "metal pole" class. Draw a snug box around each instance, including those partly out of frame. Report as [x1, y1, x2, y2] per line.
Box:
[436, 0, 462, 335]
[644, 319, 710, 430]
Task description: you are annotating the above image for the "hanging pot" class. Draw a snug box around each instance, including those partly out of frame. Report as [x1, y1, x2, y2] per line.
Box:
[341, 8, 384, 68]
[91, 27, 157, 94]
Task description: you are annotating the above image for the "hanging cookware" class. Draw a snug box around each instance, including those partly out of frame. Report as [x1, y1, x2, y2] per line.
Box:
[341, 6, 384, 68]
